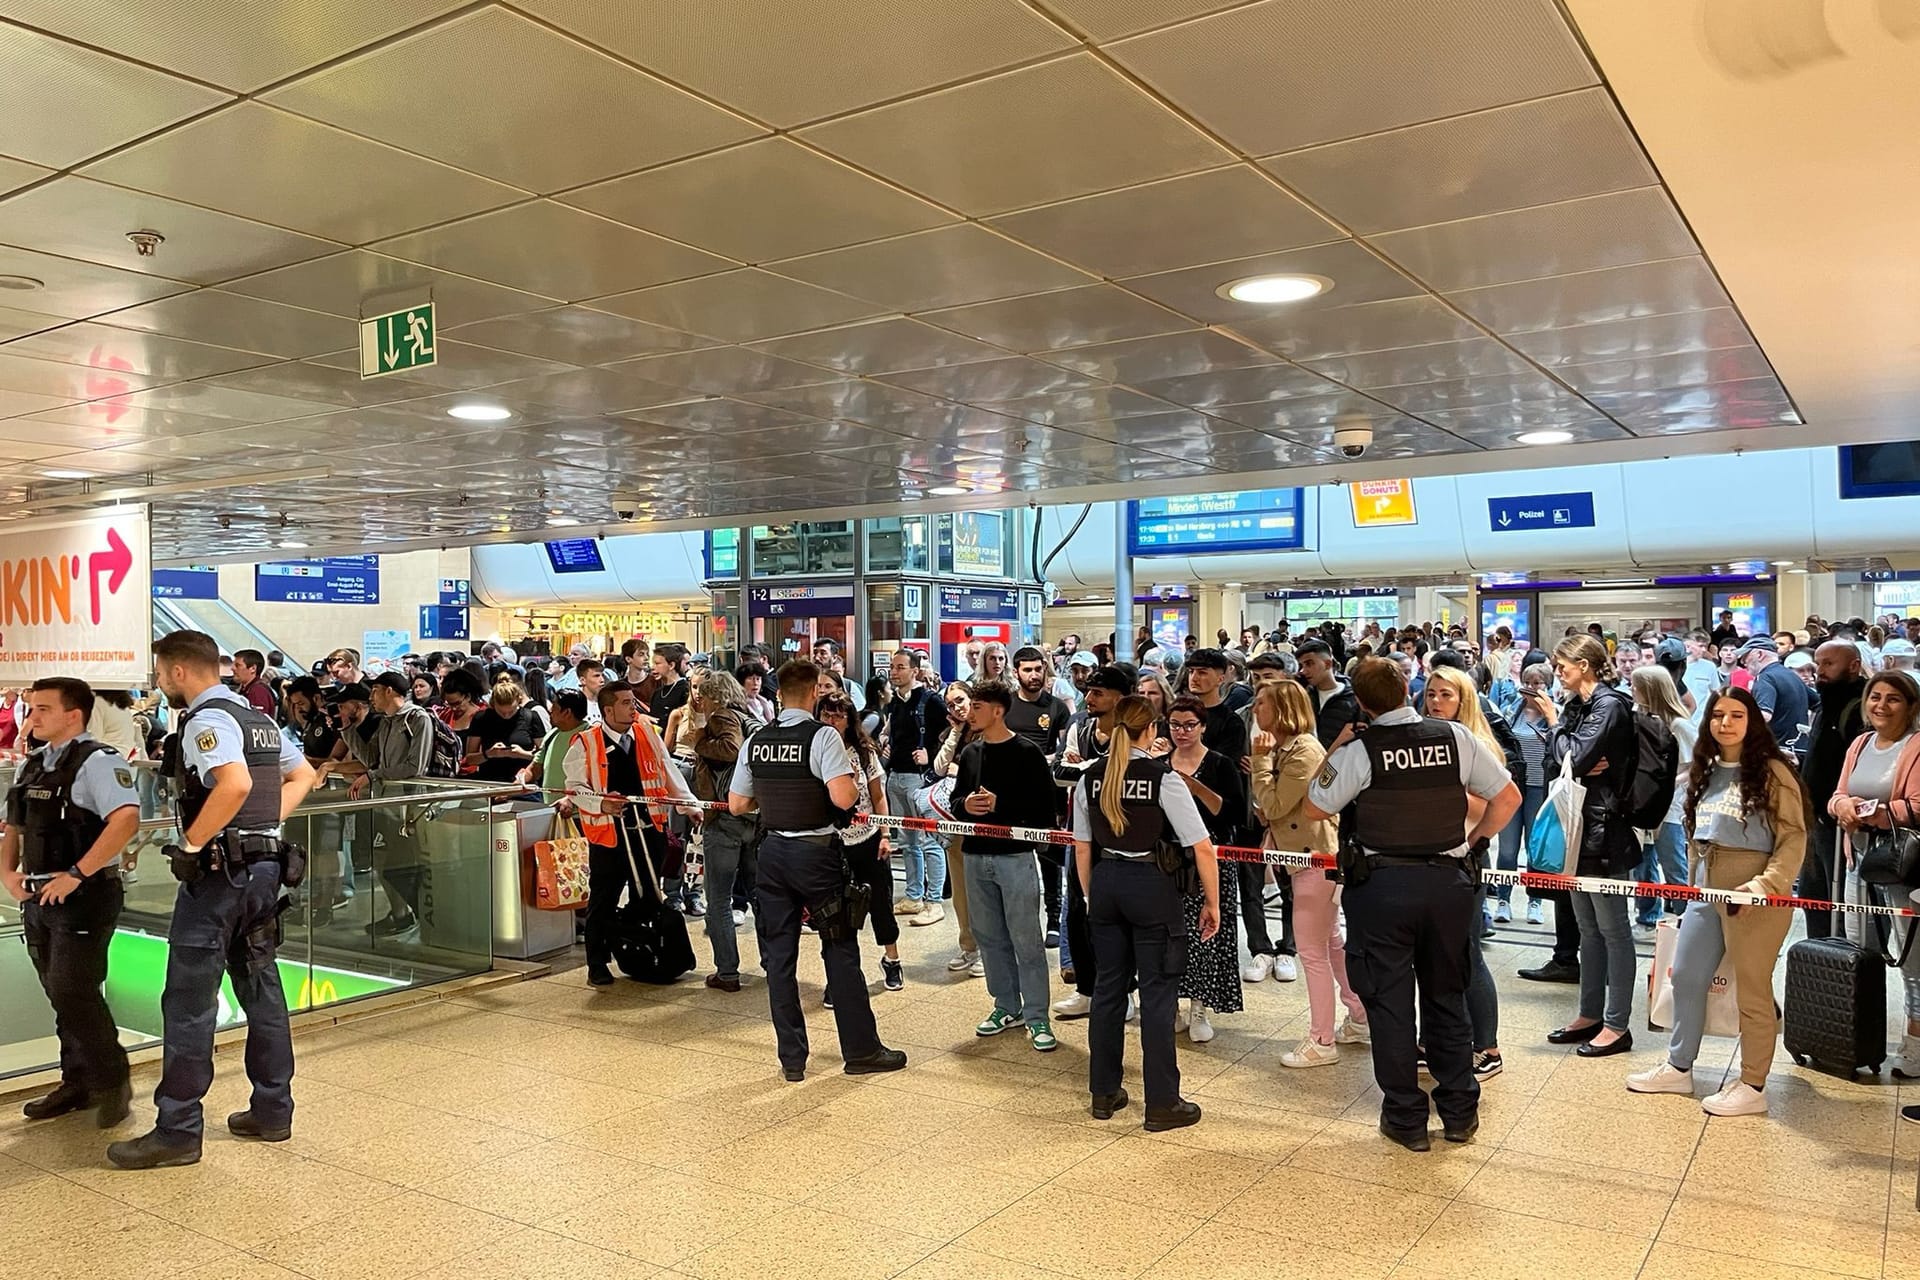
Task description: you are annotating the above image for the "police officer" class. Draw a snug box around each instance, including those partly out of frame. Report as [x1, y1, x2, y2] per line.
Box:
[2, 677, 141, 1128]
[1303, 656, 1519, 1151]
[109, 630, 315, 1170]
[728, 658, 906, 1082]
[1074, 694, 1220, 1132]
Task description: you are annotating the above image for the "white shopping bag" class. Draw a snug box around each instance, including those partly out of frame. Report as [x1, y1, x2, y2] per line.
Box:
[1549, 749, 1587, 861]
[1647, 917, 1741, 1037]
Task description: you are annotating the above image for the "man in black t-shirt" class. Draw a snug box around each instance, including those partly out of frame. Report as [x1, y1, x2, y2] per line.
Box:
[648, 643, 690, 723]
[1183, 649, 1248, 761]
[1004, 646, 1072, 942]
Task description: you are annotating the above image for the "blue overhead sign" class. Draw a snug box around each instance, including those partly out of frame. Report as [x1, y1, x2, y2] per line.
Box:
[153, 567, 218, 600]
[437, 578, 470, 606]
[255, 556, 380, 604]
[1487, 491, 1595, 533]
[1129, 489, 1305, 556]
[418, 605, 470, 641]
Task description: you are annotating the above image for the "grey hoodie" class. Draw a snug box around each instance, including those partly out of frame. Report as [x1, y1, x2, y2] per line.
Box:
[349, 702, 436, 784]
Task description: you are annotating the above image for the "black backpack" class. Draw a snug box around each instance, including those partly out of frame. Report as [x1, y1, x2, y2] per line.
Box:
[1626, 711, 1679, 829]
[421, 712, 464, 778]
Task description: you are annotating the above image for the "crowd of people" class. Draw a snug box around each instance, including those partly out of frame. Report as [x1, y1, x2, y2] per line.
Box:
[13, 605, 1920, 1149]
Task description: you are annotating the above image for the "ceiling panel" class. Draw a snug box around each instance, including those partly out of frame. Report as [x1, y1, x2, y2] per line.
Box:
[612, 346, 841, 396]
[471, 367, 694, 415]
[0, 303, 67, 342]
[1264, 89, 1656, 235]
[376, 202, 732, 300]
[877, 357, 1104, 403]
[1420, 408, 1628, 447]
[84, 380, 340, 425]
[1042, 329, 1279, 383]
[742, 380, 1013, 434]
[0, 349, 166, 400]
[0, 156, 51, 198]
[0, 23, 231, 168]
[1304, 338, 1539, 389]
[519, 0, 1077, 127]
[223, 250, 556, 322]
[442, 306, 711, 366]
[0, 177, 341, 284]
[84, 104, 528, 244]
[20, 401, 248, 439]
[1039, 0, 1249, 40]
[801, 55, 1228, 216]
[1224, 295, 1482, 361]
[1132, 362, 1343, 410]
[1373, 372, 1574, 416]
[0, 0, 472, 91]
[95, 290, 356, 358]
[197, 359, 448, 409]
[2, 322, 276, 381]
[305, 339, 575, 390]
[750, 318, 1010, 376]
[265, 8, 761, 193]
[0, 247, 190, 320]
[619, 398, 830, 438]
[1448, 257, 1733, 335]
[563, 138, 952, 263]
[920, 285, 1190, 353]
[586, 269, 885, 344]
[1372, 187, 1697, 293]
[989, 165, 1339, 279]
[1108, 0, 1596, 155]
[772, 225, 1093, 313]
[1505, 307, 1756, 369]
[1558, 345, 1777, 396]
[1121, 239, 1424, 325]
[983, 387, 1184, 428]
[1601, 379, 1801, 433]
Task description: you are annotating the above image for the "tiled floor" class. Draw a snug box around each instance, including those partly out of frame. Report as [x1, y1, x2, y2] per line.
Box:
[4, 905, 1918, 1280]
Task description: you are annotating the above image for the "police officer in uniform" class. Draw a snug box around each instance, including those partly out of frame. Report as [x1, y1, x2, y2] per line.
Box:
[1304, 657, 1519, 1151]
[3, 677, 141, 1127]
[109, 630, 315, 1169]
[1074, 695, 1220, 1131]
[729, 659, 906, 1082]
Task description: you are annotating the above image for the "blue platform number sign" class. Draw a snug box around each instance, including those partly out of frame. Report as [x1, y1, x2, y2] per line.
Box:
[255, 556, 380, 604]
[419, 605, 470, 641]
[1486, 491, 1596, 533]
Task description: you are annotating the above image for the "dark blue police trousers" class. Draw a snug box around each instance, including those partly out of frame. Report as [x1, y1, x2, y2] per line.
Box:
[1088, 857, 1186, 1109]
[756, 833, 882, 1072]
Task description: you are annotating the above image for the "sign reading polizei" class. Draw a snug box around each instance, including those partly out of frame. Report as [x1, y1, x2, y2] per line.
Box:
[0, 508, 151, 685]
[359, 301, 436, 378]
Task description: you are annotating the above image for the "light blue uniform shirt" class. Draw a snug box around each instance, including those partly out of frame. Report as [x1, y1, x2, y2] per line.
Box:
[1070, 747, 1212, 856]
[729, 707, 856, 837]
[1305, 707, 1513, 858]
[181, 686, 304, 833]
[23, 732, 139, 821]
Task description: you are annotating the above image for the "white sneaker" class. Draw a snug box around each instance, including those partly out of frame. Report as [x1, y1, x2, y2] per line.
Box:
[1174, 1003, 1190, 1034]
[947, 949, 978, 972]
[910, 903, 946, 927]
[894, 898, 924, 916]
[969, 957, 985, 978]
[1052, 991, 1092, 1019]
[1626, 1062, 1695, 1095]
[1701, 1081, 1768, 1117]
[1525, 900, 1545, 925]
[1125, 994, 1139, 1023]
[1188, 1005, 1215, 1043]
[1335, 1016, 1371, 1045]
[731, 908, 746, 926]
[1272, 955, 1299, 982]
[1281, 1037, 1340, 1069]
[1241, 953, 1274, 983]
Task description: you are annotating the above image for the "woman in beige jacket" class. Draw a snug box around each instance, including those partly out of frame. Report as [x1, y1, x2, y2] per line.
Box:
[1251, 679, 1368, 1067]
[1627, 686, 1807, 1116]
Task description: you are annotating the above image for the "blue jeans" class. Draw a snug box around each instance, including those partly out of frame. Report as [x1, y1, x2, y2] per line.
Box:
[965, 852, 1050, 1024]
[889, 772, 944, 902]
[1570, 889, 1636, 1033]
[1635, 823, 1687, 925]
[701, 813, 756, 980]
[1496, 783, 1545, 903]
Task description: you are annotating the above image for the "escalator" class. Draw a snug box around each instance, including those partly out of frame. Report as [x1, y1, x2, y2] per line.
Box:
[152, 597, 306, 670]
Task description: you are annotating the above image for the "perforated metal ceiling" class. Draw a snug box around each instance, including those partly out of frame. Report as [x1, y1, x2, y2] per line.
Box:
[0, 0, 1801, 560]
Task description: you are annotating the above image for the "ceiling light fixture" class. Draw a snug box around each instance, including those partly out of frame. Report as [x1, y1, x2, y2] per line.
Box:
[1515, 429, 1574, 446]
[0, 274, 44, 291]
[278, 539, 308, 549]
[1217, 273, 1331, 304]
[447, 403, 512, 422]
[1789, 567, 1808, 574]
[546, 515, 580, 527]
[928, 485, 969, 497]
[42, 468, 92, 480]
[1771, 559, 1794, 566]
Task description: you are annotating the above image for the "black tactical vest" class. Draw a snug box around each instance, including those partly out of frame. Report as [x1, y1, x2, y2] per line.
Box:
[7, 739, 117, 875]
[746, 717, 848, 831]
[171, 698, 285, 833]
[1351, 718, 1470, 857]
[1087, 757, 1170, 855]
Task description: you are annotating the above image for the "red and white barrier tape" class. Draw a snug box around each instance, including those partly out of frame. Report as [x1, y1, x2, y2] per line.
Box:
[538, 786, 1916, 920]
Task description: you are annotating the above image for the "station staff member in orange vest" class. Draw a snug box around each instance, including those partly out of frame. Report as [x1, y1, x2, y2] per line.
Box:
[563, 681, 651, 987]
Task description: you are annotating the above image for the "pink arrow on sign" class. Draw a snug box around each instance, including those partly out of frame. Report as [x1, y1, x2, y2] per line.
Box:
[87, 526, 132, 624]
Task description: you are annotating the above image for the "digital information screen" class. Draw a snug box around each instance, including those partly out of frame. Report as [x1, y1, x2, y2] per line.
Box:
[545, 538, 605, 574]
[1128, 489, 1305, 556]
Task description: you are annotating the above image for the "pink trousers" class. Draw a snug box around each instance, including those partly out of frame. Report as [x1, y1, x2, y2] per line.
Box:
[1291, 868, 1367, 1044]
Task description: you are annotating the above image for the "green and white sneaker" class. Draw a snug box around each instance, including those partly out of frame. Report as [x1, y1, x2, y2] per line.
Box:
[1028, 1020, 1058, 1052]
[976, 1008, 1021, 1037]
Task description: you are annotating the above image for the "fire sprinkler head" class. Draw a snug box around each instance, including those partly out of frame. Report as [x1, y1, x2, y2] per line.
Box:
[125, 230, 165, 257]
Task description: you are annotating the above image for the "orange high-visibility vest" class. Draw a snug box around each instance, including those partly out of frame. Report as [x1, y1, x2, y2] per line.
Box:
[575, 725, 617, 847]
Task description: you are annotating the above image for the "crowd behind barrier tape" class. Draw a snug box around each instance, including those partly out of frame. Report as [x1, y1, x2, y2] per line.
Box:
[541, 785, 1918, 921]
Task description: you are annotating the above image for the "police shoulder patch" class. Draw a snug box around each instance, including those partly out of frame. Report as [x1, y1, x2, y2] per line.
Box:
[195, 730, 219, 754]
[1315, 761, 1338, 789]
[114, 768, 134, 788]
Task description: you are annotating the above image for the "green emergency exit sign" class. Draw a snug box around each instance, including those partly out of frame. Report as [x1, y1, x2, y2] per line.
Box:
[359, 301, 436, 378]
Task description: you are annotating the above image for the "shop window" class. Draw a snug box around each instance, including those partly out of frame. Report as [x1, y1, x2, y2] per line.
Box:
[750, 521, 854, 576]
[866, 516, 930, 573]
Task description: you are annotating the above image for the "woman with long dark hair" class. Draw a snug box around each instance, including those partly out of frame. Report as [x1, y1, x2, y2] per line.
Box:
[1164, 695, 1244, 1043]
[1627, 686, 1806, 1115]
[1541, 634, 1641, 1057]
[817, 690, 904, 995]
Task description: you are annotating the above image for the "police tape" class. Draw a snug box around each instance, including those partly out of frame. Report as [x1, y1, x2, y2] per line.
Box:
[540, 785, 1918, 921]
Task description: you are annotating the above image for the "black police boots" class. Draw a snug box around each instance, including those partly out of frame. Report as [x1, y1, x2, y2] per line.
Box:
[1090, 1088, 1129, 1120]
[1143, 1099, 1202, 1132]
[95, 1080, 132, 1129]
[1379, 1121, 1431, 1153]
[842, 1046, 908, 1076]
[228, 1110, 292, 1142]
[21, 1082, 87, 1121]
[107, 1129, 202, 1169]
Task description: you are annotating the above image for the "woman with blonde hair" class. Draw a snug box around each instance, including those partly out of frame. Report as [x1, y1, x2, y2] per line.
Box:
[466, 676, 543, 784]
[1251, 678, 1367, 1067]
[1074, 694, 1222, 1131]
[1630, 666, 1698, 928]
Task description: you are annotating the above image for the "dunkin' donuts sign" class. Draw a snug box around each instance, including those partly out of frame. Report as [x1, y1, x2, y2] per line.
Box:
[0, 508, 152, 684]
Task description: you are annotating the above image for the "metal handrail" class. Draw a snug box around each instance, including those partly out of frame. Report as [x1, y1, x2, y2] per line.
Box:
[122, 781, 527, 833]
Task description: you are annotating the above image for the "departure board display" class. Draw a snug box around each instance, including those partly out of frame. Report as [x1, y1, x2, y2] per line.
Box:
[1129, 489, 1305, 556]
[545, 539, 605, 574]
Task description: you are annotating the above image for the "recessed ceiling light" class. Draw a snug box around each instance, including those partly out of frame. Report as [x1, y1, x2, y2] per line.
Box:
[1771, 559, 1794, 566]
[1224, 582, 1244, 589]
[546, 515, 580, 527]
[278, 539, 308, 549]
[447, 403, 512, 422]
[42, 468, 92, 480]
[928, 485, 969, 497]
[0, 275, 44, 291]
[1789, 567, 1809, 574]
[1515, 429, 1575, 446]
[1217, 273, 1331, 304]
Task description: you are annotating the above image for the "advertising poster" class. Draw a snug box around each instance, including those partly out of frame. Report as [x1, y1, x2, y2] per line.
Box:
[0, 507, 151, 685]
[1711, 591, 1769, 638]
[952, 511, 1005, 578]
[1480, 597, 1532, 648]
[1150, 605, 1191, 653]
[1351, 479, 1418, 527]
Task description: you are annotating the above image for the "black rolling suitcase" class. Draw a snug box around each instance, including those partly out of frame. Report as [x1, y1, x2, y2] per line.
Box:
[611, 823, 695, 984]
[1783, 830, 1886, 1074]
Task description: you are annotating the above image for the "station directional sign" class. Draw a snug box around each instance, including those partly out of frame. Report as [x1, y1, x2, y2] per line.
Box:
[1487, 491, 1595, 533]
[359, 301, 435, 378]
